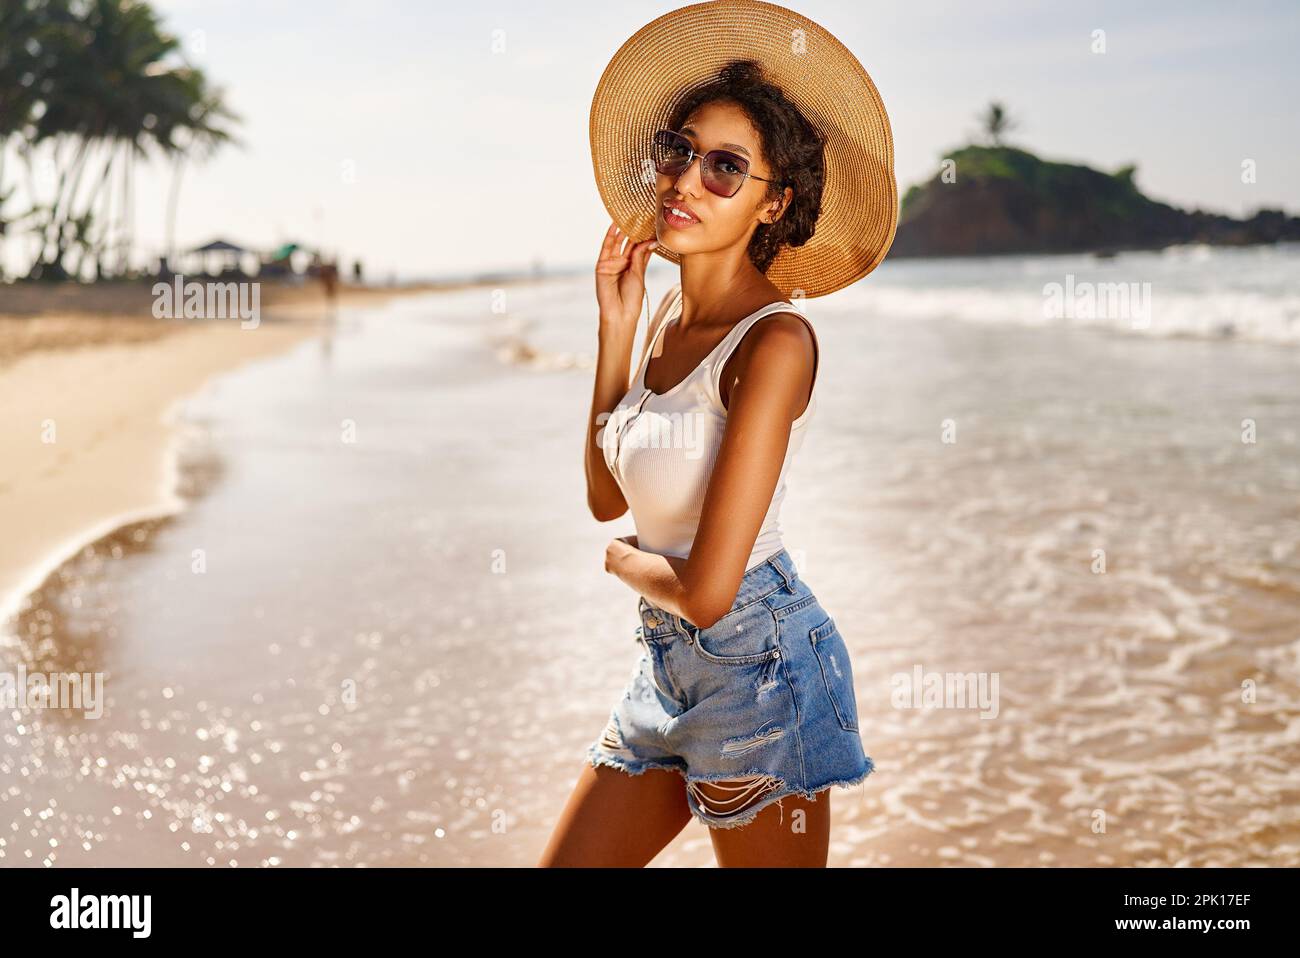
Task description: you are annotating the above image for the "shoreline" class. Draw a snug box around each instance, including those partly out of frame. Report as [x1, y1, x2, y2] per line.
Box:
[0, 317, 323, 636]
[7, 512, 171, 671]
[0, 283, 442, 639]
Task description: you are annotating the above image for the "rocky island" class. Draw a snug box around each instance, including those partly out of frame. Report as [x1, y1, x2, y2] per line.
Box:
[891, 144, 1300, 258]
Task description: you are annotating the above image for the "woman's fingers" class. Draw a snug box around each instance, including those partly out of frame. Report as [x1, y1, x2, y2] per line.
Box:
[599, 224, 657, 276]
[597, 226, 628, 273]
[600, 222, 619, 258]
[634, 238, 658, 276]
[600, 223, 627, 263]
[600, 222, 628, 260]
[597, 247, 630, 274]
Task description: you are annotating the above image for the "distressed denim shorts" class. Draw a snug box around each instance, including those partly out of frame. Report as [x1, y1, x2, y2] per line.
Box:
[586, 548, 875, 830]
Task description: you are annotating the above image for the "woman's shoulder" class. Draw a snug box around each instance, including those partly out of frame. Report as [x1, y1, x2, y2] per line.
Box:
[727, 309, 818, 377]
[716, 307, 819, 415]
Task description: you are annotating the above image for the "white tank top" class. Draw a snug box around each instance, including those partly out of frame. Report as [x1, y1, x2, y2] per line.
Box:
[601, 284, 818, 572]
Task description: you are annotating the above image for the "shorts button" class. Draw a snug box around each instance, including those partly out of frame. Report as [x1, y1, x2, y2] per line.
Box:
[772, 650, 781, 658]
[645, 616, 661, 628]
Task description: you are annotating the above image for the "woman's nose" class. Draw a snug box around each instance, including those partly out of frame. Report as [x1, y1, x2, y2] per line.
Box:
[673, 154, 705, 196]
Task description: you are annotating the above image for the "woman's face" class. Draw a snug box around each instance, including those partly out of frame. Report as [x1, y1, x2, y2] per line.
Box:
[654, 99, 789, 258]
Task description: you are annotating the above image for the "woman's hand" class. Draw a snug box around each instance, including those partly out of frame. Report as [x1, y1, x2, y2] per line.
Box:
[603, 538, 696, 624]
[604, 534, 639, 573]
[595, 222, 657, 334]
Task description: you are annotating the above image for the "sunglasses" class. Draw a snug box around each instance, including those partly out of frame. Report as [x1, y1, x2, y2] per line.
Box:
[651, 129, 778, 198]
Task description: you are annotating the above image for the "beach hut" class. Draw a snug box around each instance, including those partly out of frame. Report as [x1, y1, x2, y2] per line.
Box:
[187, 239, 255, 278]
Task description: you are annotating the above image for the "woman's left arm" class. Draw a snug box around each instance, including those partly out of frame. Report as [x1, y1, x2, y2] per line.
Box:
[604, 313, 816, 628]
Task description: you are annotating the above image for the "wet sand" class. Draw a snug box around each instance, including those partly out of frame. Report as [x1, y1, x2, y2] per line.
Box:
[0, 281, 450, 629]
[2, 262, 1298, 867]
[0, 316, 325, 632]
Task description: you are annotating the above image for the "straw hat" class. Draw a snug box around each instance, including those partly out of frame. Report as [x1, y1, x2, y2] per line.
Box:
[589, 0, 897, 299]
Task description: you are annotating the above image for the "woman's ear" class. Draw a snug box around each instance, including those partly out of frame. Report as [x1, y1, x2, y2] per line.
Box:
[763, 185, 794, 224]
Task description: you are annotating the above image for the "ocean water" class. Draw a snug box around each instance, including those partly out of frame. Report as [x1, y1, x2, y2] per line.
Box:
[834, 242, 1300, 344]
[2, 245, 1298, 866]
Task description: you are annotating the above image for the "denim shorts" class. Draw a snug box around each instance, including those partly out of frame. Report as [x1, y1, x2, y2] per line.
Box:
[586, 547, 875, 830]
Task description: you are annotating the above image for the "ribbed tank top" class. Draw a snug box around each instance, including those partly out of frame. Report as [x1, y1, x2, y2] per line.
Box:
[601, 284, 818, 572]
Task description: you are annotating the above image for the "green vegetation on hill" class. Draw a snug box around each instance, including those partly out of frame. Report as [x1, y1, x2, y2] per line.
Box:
[903, 146, 1145, 220]
[892, 144, 1299, 257]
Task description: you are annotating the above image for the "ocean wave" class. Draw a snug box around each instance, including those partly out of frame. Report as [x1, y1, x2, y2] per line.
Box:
[833, 246, 1300, 345]
[843, 279, 1300, 345]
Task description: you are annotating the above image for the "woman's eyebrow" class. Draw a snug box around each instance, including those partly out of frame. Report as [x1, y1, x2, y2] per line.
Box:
[679, 126, 752, 158]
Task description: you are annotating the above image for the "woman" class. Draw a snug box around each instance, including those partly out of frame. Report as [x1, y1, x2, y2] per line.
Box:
[541, 0, 897, 867]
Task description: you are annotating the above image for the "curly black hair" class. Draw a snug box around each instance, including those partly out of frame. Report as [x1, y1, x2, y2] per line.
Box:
[664, 59, 826, 274]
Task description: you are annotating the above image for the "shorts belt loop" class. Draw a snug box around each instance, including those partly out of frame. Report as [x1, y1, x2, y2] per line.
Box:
[773, 553, 797, 593]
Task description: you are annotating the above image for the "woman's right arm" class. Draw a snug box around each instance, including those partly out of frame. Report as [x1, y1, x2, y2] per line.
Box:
[585, 223, 658, 522]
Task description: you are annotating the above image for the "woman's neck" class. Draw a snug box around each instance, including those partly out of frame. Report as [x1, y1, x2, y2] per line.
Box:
[676, 248, 774, 331]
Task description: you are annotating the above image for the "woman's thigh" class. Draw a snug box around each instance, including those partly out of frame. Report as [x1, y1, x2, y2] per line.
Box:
[538, 762, 692, 867]
[706, 788, 831, 867]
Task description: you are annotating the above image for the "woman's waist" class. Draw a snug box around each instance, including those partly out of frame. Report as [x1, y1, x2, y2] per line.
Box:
[630, 503, 787, 559]
[638, 543, 804, 622]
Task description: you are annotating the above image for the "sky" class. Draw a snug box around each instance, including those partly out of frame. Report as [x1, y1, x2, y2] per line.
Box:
[5, 0, 1299, 282]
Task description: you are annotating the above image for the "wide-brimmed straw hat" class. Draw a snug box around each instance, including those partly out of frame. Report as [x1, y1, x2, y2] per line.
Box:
[589, 0, 897, 299]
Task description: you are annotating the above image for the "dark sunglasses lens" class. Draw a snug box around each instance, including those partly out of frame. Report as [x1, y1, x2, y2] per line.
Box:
[703, 152, 748, 196]
[653, 131, 692, 176]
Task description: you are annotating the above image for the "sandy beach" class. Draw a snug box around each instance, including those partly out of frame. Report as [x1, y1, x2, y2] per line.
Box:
[0, 282, 430, 630]
[1, 247, 1296, 867]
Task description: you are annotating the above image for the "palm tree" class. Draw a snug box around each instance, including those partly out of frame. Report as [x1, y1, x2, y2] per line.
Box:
[7, 0, 238, 280]
[0, 0, 70, 275]
[978, 101, 1018, 147]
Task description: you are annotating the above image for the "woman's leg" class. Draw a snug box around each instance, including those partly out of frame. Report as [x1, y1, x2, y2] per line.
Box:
[706, 788, 831, 867]
[538, 762, 693, 867]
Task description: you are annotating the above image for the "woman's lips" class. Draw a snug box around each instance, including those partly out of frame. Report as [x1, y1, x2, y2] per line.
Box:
[662, 206, 700, 230]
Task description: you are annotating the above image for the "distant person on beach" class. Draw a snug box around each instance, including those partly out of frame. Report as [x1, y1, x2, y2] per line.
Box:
[542, 3, 897, 868]
[320, 259, 339, 303]
[353, 259, 363, 284]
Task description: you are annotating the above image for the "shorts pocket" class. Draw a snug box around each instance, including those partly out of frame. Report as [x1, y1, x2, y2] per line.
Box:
[809, 616, 859, 732]
[687, 602, 780, 667]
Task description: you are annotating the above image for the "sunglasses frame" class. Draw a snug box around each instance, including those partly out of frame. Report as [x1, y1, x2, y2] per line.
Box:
[651, 129, 779, 198]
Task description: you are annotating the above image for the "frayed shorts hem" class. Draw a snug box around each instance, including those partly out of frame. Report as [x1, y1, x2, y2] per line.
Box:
[685, 755, 877, 831]
[586, 747, 876, 832]
[586, 747, 689, 780]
